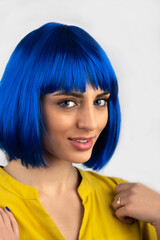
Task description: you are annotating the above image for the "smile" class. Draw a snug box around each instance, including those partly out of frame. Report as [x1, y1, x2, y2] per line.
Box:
[68, 138, 94, 151]
[74, 139, 89, 143]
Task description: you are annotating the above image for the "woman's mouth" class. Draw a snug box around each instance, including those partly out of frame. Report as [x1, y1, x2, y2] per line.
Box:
[68, 137, 94, 151]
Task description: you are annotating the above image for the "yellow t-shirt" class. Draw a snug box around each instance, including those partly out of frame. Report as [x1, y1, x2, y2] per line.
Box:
[0, 167, 157, 240]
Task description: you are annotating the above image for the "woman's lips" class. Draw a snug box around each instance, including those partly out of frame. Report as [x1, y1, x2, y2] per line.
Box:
[68, 138, 94, 151]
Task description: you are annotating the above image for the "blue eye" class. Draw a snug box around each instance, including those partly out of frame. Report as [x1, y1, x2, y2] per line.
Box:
[58, 100, 76, 108]
[95, 99, 108, 106]
[57, 98, 108, 109]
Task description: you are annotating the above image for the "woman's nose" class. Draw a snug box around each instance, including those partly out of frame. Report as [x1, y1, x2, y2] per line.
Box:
[77, 106, 98, 131]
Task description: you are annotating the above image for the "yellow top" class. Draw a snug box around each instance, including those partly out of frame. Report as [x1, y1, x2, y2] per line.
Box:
[0, 166, 157, 240]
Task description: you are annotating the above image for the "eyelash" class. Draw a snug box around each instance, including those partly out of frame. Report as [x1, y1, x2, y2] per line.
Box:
[57, 98, 109, 109]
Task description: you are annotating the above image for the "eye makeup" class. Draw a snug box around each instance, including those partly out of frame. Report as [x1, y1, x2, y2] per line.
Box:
[56, 97, 109, 109]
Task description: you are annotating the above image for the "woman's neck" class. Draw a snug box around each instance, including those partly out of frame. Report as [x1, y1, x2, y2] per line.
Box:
[3, 159, 81, 197]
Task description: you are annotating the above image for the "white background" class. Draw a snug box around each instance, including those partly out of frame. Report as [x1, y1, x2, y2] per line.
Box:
[0, 0, 160, 191]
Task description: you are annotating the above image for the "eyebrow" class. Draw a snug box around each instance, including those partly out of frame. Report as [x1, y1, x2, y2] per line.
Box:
[52, 90, 110, 98]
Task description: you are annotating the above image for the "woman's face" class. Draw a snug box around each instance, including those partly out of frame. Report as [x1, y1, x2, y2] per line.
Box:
[41, 84, 110, 165]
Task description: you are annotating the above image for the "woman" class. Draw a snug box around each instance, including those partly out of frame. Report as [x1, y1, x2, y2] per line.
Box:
[0, 22, 159, 240]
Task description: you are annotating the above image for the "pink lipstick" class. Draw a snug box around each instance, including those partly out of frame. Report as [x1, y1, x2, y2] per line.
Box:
[68, 137, 94, 151]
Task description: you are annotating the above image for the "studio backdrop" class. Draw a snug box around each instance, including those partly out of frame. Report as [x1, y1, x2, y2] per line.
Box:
[0, 0, 160, 190]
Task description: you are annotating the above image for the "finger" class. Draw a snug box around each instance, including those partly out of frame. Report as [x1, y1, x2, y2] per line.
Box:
[115, 206, 135, 224]
[0, 210, 4, 224]
[115, 183, 135, 193]
[112, 194, 129, 210]
[0, 208, 13, 231]
[4, 208, 20, 239]
[112, 190, 131, 210]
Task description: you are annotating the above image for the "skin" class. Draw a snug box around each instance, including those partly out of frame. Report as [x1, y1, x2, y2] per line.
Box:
[41, 84, 110, 169]
[0, 208, 19, 240]
[1, 84, 160, 239]
[112, 183, 160, 237]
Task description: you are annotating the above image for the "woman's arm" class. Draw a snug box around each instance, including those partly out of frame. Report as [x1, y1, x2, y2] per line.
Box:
[0, 207, 20, 240]
[112, 183, 160, 239]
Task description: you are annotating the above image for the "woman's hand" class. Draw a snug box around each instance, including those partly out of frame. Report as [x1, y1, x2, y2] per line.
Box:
[0, 207, 20, 240]
[112, 182, 160, 228]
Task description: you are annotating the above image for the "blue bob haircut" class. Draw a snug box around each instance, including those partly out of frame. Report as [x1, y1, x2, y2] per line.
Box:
[0, 22, 121, 171]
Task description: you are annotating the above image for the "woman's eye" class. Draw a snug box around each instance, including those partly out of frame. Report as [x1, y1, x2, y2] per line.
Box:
[58, 100, 76, 108]
[57, 98, 108, 109]
[95, 99, 108, 107]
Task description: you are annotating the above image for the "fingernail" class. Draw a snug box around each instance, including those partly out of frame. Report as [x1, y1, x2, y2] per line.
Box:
[5, 207, 11, 212]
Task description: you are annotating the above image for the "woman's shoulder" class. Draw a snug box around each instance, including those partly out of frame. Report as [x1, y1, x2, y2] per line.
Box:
[77, 167, 128, 193]
[78, 168, 157, 239]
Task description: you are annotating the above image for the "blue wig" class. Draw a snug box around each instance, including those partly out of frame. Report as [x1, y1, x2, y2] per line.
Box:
[0, 22, 121, 170]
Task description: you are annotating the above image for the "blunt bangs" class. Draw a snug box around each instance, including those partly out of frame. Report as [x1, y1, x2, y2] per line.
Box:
[0, 22, 120, 170]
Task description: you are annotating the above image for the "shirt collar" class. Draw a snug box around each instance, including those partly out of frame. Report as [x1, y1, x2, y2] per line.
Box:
[0, 166, 93, 201]
[76, 167, 94, 203]
[0, 166, 39, 200]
